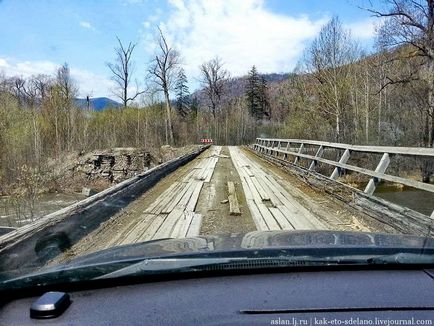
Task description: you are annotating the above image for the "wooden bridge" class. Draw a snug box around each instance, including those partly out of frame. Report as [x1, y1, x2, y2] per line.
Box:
[0, 139, 433, 270]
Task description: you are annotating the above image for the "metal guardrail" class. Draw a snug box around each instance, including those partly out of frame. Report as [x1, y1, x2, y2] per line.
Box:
[253, 138, 434, 198]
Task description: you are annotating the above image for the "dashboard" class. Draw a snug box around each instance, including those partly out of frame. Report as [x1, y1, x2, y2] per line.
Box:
[1, 269, 434, 325]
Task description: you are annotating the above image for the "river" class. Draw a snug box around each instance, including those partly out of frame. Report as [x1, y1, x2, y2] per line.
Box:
[0, 192, 86, 228]
[374, 185, 434, 216]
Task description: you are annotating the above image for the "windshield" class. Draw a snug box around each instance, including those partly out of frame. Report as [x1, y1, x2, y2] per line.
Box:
[0, 0, 434, 287]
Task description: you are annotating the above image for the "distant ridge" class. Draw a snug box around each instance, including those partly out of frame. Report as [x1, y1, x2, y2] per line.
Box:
[75, 97, 122, 111]
[191, 72, 290, 102]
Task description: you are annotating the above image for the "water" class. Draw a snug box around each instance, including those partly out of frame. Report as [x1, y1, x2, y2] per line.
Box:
[375, 185, 434, 216]
[0, 192, 86, 227]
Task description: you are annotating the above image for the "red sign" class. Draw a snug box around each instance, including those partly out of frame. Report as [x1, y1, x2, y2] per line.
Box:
[200, 139, 213, 144]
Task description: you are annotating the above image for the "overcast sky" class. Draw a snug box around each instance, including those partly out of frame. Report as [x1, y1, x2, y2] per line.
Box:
[0, 0, 383, 99]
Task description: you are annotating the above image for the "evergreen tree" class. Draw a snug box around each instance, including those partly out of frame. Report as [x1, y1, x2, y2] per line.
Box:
[245, 65, 269, 120]
[190, 96, 199, 117]
[175, 68, 190, 118]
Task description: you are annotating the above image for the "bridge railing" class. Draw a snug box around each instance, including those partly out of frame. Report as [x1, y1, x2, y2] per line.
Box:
[253, 138, 434, 202]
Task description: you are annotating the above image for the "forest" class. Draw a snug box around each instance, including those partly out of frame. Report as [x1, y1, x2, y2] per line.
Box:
[0, 1, 433, 199]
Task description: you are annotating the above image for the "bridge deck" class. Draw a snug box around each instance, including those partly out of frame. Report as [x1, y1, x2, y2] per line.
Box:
[49, 145, 411, 264]
[229, 146, 326, 231]
[107, 146, 222, 246]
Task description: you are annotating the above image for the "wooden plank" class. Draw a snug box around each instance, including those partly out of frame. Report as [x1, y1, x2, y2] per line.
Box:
[229, 146, 268, 231]
[256, 202, 280, 230]
[227, 181, 241, 216]
[176, 211, 195, 238]
[236, 146, 326, 230]
[106, 218, 142, 246]
[153, 207, 184, 239]
[244, 175, 263, 204]
[247, 200, 269, 231]
[118, 213, 157, 244]
[250, 176, 271, 201]
[140, 213, 169, 240]
[195, 157, 211, 181]
[169, 213, 185, 238]
[161, 182, 191, 214]
[255, 174, 283, 206]
[146, 182, 182, 214]
[268, 176, 326, 229]
[204, 157, 218, 182]
[269, 207, 294, 230]
[186, 213, 203, 237]
[243, 166, 254, 177]
[276, 205, 317, 230]
[186, 181, 204, 212]
[237, 150, 323, 230]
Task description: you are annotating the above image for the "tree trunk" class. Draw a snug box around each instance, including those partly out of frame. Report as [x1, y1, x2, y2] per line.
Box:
[365, 70, 370, 144]
[378, 87, 382, 145]
[335, 112, 340, 143]
[164, 90, 174, 145]
[427, 61, 434, 148]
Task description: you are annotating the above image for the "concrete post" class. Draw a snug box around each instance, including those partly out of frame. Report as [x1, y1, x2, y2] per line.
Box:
[309, 145, 324, 171]
[284, 142, 290, 160]
[364, 153, 390, 195]
[294, 143, 304, 165]
[330, 149, 351, 180]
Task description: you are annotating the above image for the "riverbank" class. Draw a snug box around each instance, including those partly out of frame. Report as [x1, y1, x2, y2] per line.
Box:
[0, 192, 86, 227]
[0, 145, 202, 228]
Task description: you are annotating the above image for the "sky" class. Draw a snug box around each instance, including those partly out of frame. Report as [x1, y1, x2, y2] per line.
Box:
[0, 0, 384, 100]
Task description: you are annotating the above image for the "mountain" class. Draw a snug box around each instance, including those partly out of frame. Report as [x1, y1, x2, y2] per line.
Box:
[190, 72, 290, 103]
[75, 97, 122, 111]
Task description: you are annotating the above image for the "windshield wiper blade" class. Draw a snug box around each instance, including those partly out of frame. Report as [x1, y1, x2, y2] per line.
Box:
[368, 253, 434, 265]
[95, 257, 235, 279]
[95, 256, 370, 280]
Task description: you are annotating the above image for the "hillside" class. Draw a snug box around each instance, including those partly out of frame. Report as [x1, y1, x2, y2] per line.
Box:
[75, 97, 122, 111]
[191, 72, 290, 103]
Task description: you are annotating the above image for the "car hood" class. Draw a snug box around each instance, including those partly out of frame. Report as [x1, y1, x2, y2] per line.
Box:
[62, 230, 434, 268]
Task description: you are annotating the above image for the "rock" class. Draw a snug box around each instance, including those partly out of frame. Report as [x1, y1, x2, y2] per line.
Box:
[220, 199, 229, 204]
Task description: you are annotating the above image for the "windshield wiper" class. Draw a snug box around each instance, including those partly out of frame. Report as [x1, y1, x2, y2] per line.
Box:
[95, 255, 370, 280]
[368, 253, 434, 265]
[96, 252, 434, 280]
[3, 252, 434, 291]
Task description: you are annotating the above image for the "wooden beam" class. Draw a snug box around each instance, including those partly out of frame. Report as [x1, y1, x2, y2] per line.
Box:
[227, 181, 241, 216]
[256, 138, 434, 157]
[255, 145, 434, 194]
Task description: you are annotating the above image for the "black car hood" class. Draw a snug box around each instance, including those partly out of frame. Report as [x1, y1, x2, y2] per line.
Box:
[62, 230, 434, 268]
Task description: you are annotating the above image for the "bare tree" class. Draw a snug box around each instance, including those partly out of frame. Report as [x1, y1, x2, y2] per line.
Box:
[365, 0, 434, 147]
[32, 74, 52, 100]
[107, 37, 144, 108]
[148, 27, 180, 145]
[199, 57, 229, 118]
[304, 16, 360, 142]
[54, 63, 78, 153]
